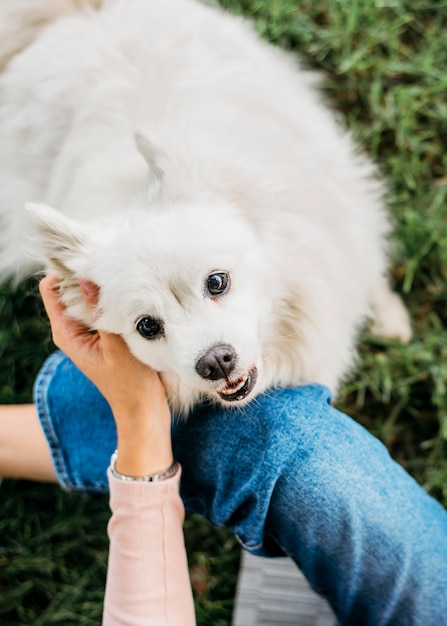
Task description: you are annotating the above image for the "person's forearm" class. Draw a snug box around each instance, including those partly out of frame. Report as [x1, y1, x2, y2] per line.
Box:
[103, 468, 196, 626]
[114, 416, 174, 478]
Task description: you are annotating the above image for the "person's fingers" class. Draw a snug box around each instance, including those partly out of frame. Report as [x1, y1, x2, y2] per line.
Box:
[39, 276, 70, 343]
[98, 331, 159, 385]
[39, 275, 63, 318]
[39, 275, 99, 353]
[98, 329, 130, 364]
[77, 278, 99, 309]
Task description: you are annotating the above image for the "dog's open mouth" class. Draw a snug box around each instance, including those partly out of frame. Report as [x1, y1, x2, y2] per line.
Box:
[216, 366, 258, 402]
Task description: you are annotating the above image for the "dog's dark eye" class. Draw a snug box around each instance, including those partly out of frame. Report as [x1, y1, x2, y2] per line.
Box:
[206, 271, 230, 297]
[135, 316, 164, 340]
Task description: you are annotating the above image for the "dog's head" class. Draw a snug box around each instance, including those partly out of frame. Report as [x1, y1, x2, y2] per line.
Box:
[28, 199, 273, 413]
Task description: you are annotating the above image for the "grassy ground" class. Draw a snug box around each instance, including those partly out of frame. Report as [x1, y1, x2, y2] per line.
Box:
[1, 0, 447, 624]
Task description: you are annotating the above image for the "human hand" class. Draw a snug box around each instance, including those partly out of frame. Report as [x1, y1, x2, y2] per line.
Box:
[39, 274, 173, 476]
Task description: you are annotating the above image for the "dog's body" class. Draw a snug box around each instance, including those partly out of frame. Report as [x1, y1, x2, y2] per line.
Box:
[0, 0, 410, 413]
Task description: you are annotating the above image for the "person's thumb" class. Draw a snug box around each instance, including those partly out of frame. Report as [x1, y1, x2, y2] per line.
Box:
[77, 278, 99, 308]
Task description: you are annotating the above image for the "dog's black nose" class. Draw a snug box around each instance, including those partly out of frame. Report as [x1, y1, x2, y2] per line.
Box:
[195, 344, 237, 380]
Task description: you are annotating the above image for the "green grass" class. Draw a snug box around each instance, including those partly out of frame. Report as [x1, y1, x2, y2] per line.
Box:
[1, 1, 447, 623]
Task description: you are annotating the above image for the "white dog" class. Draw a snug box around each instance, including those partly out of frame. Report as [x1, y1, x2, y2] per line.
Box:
[0, 0, 410, 414]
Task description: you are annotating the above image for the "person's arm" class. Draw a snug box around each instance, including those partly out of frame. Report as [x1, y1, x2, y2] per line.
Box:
[39, 276, 196, 626]
[104, 468, 195, 626]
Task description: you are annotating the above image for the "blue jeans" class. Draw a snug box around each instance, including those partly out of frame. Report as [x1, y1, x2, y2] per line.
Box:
[35, 351, 447, 626]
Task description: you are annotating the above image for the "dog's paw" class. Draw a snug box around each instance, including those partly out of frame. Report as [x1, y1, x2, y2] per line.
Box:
[370, 286, 412, 343]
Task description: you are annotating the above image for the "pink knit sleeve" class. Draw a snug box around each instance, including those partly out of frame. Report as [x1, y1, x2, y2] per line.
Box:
[102, 466, 196, 626]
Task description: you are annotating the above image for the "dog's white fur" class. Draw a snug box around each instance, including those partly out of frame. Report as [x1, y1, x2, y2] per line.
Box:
[0, 0, 411, 414]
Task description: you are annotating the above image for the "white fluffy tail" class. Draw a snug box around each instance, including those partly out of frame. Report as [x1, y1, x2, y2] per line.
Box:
[0, 0, 101, 72]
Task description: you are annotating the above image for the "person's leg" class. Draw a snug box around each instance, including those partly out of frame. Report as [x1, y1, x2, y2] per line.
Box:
[29, 351, 447, 624]
[173, 386, 447, 626]
[33, 350, 116, 492]
[0, 404, 56, 482]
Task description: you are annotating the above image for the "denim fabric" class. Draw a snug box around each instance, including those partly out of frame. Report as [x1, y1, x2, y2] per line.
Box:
[34, 351, 447, 626]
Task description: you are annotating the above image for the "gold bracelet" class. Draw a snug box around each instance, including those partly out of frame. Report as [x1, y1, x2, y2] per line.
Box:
[110, 451, 179, 482]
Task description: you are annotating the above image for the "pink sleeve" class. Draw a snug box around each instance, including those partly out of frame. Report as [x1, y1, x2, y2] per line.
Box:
[102, 466, 196, 626]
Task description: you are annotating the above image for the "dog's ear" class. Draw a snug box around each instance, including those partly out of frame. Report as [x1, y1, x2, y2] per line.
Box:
[134, 130, 167, 201]
[26, 202, 101, 326]
[26, 202, 92, 279]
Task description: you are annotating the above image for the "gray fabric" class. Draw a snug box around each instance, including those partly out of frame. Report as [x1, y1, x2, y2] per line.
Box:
[233, 553, 336, 626]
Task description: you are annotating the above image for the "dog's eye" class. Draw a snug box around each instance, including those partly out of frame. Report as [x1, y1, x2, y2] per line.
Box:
[135, 316, 164, 340]
[206, 271, 230, 297]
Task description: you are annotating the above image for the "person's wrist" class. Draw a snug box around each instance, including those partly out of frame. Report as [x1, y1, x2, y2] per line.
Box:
[108, 398, 154, 422]
[110, 450, 178, 482]
[115, 423, 173, 476]
[110, 395, 170, 428]
[111, 400, 173, 475]
[115, 445, 174, 476]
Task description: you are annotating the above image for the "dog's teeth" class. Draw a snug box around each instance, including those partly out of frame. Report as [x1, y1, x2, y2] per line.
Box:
[220, 373, 248, 395]
[233, 374, 249, 392]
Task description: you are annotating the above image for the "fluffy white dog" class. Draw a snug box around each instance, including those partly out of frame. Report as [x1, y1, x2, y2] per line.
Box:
[0, 0, 410, 414]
